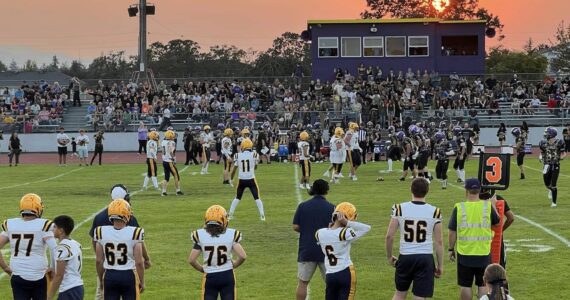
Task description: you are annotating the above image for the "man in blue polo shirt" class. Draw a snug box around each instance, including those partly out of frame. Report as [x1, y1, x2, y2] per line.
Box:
[88, 184, 151, 300]
[292, 179, 335, 300]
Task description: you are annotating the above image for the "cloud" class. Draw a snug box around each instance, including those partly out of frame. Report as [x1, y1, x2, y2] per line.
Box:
[0, 45, 75, 66]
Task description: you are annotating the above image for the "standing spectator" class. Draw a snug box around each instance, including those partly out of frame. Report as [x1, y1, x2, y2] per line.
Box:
[292, 179, 335, 300]
[56, 127, 70, 166]
[496, 123, 506, 147]
[8, 132, 21, 167]
[293, 64, 304, 90]
[90, 131, 104, 166]
[158, 107, 171, 131]
[563, 124, 570, 152]
[70, 77, 81, 107]
[448, 178, 500, 300]
[76, 130, 89, 167]
[137, 122, 148, 154]
[480, 264, 514, 300]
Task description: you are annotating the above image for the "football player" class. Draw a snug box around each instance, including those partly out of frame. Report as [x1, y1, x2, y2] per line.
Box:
[0, 193, 58, 300]
[385, 178, 444, 300]
[316, 202, 371, 300]
[215, 123, 224, 165]
[298, 131, 312, 189]
[142, 131, 160, 191]
[200, 125, 215, 175]
[434, 131, 454, 189]
[189, 205, 247, 300]
[386, 126, 402, 172]
[221, 128, 234, 186]
[329, 127, 346, 184]
[94, 199, 145, 300]
[288, 124, 299, 162]
[511, 128, 526, 180]
[228, 139, 266, 221]
[47, 215, 84, 300]
[400, 130, 417, 182]
[453, 126, 467, 183]
[345, 122, 362, 181]
[414, 127, 432, 182]
[539, 127, 567, 207]
[161, 130, 183, 196]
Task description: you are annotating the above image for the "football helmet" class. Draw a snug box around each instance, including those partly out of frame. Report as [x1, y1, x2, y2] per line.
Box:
[291, 124, 297, 130]
[204, 205, 228, 228]
[19, 193, 44, 217]
[217, 123, 225, 130]
[439, 121, 447, 129]
[164, 130, 176, 140]
[224, 128, 234, 137]
[148, 131, 159, 141]
[167, 126, 174, 131]
[241, 138, 253, 150]
[511, 127, 521, 137]
[544, 127, 557, 139]
[314, 122, 321, 129]
[241, 128, 250, 136]
[435, 131, 445, 142]
[453, 126, 463, 137]
[349, 122, 359, 130]
[334, 202, 357, 221]
[388, 126, 395, 134]
[300, 131, 309, 141]
[194, 126, 201, 131]
[334, 127, 344, 137]
[149, 127, 157, 132]
[408, 125, 420, 135]
[204, 125, 211, 131]
[396, 131, 406, 140]
[107, 199, 131, 223]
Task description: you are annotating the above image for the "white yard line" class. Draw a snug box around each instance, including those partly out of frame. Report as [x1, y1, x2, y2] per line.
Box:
[514, 162, 570, 178]
[447, 182, 570, 248]
[0, 168, 83, 190]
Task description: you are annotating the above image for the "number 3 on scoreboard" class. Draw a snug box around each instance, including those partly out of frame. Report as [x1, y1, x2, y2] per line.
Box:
[485, 156, 502, 183]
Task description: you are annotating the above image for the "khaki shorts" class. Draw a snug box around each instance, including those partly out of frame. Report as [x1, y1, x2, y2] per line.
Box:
[298, 261, 326, 282]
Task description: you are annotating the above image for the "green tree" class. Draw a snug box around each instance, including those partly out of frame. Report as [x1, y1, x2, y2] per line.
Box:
[61, 60, 87, 78]
[147, 39, 201, 77]
[486, 46, 547, 74]
[550, 21, 570, 72]
[254, 32, 311, 77]
[0, 60, 7, 72]
[198, 45, 251, 77]
[361, 0, 504, 39]
[49, 55, 60, 71]
[87, 51, 134, 79]
[8, 60, 18, 72]
[22, 59, 38, 72]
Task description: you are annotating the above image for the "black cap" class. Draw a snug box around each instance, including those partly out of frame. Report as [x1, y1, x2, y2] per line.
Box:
[308, 179, 329, 196]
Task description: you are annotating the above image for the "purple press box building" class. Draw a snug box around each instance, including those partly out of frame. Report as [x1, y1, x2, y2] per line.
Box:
[307, 18, 486, 81]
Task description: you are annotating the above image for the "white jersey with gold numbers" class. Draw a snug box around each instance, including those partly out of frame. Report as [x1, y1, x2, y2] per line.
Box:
[191, 228, 242, 274]
[56, 239, 84, 293]
[349, 130, 361, 151]
[234, 150, 258, 180]
[147, 140, 158, 160]
[161, 140, 175, 162]
[221, 137, 233, 158]
[391, 201, 442, 255]
[93, 225, 144, 271]
[329, 136, 346, 164]
[298, 141, 310, 160]
[200, 132, 215, 148]
[0, 218, 55, 281]
[315, 221, 371, 274]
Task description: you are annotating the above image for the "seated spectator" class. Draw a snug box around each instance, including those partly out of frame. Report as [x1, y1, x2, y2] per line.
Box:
[37, 107, 50, 124]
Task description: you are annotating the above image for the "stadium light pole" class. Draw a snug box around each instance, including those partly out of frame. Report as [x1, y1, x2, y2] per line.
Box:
[128, 1, 157, 89]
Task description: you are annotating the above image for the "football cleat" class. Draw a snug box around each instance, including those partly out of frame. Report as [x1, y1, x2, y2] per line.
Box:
[107, 199, 131, 223]
[305, 183, 311, 189]
[260, 215, 266, 221]
[19, 193, 44, 218]
[176, 191, 184, 196]
[323, 170, 330, 177]
[551, 202, 557, 208]
[162, 192, 168, 197]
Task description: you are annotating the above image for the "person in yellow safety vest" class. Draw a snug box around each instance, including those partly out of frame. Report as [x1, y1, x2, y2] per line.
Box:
[448, 178, 501, 300]
[480, 189, 515, 269]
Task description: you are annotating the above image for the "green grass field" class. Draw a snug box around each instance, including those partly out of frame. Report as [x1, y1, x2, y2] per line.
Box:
[0, 158, 569, 299]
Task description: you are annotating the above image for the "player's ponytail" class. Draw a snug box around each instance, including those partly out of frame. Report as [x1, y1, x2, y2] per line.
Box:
[484, 264, 510, 300]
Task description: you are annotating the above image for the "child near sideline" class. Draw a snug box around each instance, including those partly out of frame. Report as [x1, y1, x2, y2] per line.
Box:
[480, 264, 514, 300]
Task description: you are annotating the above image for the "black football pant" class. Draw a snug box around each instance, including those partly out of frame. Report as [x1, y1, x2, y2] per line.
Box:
[11, 275, 47, 300]
[544, 164, 560, 204]
[436, 159, 449, 180]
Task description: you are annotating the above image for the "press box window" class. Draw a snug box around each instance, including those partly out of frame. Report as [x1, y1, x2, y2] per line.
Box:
[408, 36, 429, 57]
[363, 37, 384, 57]
[385, 37, 406, 57]
[441, 36, 478, 56]
[318, 37, 338, 58]
[341, 37, 361, 57]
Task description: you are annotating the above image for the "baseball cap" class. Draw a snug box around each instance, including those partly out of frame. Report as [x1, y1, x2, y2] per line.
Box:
[464, 178, 481, 190]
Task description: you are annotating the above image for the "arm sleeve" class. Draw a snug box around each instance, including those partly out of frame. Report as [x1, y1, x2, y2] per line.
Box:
[490, 208, 500, 226]
[448, 207, 458, 231]
[344, 221, 371, 241]
[292, 205, 301, 225]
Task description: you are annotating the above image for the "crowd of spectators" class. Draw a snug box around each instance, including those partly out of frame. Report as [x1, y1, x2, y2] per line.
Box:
[0, 79, 72, 132]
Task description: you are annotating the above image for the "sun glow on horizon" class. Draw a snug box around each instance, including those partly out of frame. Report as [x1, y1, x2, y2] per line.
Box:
[432, 0, 450, 13]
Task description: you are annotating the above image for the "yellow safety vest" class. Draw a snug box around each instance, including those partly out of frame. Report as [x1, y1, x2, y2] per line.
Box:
[455, 200, 494, 256]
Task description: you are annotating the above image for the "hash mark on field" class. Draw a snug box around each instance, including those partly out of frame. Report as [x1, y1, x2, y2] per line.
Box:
[446, 182, 570, 249]
[0, 168, 82, 190]
[512, 162, 570, 178]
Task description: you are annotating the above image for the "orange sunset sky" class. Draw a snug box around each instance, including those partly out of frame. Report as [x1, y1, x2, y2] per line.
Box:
[0, 0, 568, 65]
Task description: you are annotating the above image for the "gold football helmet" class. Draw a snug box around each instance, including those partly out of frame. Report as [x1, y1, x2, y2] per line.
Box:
[164, 130, 176, 140]
[19, 193, 44, 217]
[334, 202, 357, 221]
[148, 131, 159, 141]
[300, 131, 309, 141]
[204, 125, 211, 131]
[224, 128, 234, 137]
[349, 122, 359, 130]
[241, 138, 253, 151]
[108, 199, 132, 223]
[241, 128, 250, 137]
[334, 127, 344, 137]
[204, 205, 229, 228]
